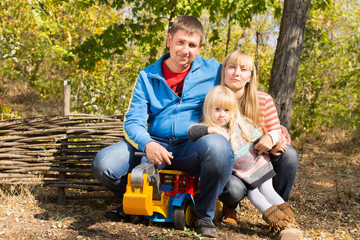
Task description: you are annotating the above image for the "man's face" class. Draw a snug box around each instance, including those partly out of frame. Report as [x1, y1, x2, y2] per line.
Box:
[166, 29, 202, 73]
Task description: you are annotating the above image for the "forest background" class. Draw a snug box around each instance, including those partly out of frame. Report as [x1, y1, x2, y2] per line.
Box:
[0, 0, 359, 139]
[0, 1, 359, 239]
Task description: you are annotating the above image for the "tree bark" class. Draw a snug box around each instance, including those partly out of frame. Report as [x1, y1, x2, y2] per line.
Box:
[269, 0, 311, 131]
[234, 27, 250, 51]
[225, 14, 232, 57]
[255, 31, 261, 82]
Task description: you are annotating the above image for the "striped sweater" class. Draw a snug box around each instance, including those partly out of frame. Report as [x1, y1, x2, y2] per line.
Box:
[257, 91, 286, 145]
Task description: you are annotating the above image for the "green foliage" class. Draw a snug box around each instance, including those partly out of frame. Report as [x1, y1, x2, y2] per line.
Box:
[292, 0, 360, 137]
[0, 103, 18, 120]
[0, 0, 358, 137]
[70, 0, 274, 70]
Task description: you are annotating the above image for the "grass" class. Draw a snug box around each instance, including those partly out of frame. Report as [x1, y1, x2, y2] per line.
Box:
[0, 129, 359, 239]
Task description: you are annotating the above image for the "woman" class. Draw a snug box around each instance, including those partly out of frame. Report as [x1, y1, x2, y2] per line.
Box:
[218, 51, 299, 225]
[188, 86, 301, 239]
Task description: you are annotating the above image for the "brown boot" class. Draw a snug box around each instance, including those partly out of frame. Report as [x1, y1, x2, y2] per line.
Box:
[262, 205, 302, 240]
[277, 202, 295, 222]
[221, 204, 238, 225]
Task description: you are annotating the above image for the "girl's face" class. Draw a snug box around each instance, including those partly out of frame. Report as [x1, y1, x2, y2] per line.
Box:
[210, 105, 231, 127]
[223, 63, 252, 92]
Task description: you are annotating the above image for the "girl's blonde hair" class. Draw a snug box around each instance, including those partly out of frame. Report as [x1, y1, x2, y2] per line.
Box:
[220, 51, 260, 127]
[201, 86, 251, 142]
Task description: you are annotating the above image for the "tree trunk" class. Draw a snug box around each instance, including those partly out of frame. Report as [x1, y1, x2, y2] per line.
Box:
[234, 27, 250, 51]
[225, 14, 232, 57]
[164, 0, 177, 53]
[255, 31, 261, 83]
[269, 0, 311, 131]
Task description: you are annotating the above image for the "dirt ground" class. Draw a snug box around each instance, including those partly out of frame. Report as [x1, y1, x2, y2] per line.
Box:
[0, 130, 359, 240]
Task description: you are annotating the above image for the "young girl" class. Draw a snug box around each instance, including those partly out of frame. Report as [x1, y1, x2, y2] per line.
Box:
[188, 86, 301, 239]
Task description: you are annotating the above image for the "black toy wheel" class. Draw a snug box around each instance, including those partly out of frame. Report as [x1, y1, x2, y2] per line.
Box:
[173, 199, 195, 230]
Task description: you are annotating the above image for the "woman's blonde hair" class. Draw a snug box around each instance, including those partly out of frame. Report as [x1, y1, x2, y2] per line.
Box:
[220, 51, 260, 127]
[201, 86, 251, 142]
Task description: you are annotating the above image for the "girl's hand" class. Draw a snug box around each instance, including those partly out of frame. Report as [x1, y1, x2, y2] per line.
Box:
[208, 127, 229, 140]
[254, 134, 273, 154]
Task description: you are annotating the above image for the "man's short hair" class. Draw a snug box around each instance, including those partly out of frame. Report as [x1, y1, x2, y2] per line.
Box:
[168, 15, 204, 43]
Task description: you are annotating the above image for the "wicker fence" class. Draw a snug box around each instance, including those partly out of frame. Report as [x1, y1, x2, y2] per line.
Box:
[0, 114, 124, 203]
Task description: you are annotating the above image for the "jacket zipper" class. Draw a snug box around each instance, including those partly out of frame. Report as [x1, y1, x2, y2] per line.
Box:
[173, 97, 183, 138]
[156, 76, 182, 138]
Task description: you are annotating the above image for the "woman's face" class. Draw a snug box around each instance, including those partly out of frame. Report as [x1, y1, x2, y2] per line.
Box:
[223, 63, 252, 92]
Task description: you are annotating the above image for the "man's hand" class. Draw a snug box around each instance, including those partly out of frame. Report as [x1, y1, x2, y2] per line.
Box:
[208, 127, 229, 140]
[144, 141, 173, 166]
[254, 134, 273, 155]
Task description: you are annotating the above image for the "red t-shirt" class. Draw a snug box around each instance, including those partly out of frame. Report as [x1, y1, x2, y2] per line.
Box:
[161, 61, 190, 97]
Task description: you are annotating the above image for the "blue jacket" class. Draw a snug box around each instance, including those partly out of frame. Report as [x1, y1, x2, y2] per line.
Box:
[124, 53, 221, 151]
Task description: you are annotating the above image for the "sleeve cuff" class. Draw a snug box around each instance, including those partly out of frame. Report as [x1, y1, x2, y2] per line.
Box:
[267, 130, 281, 146]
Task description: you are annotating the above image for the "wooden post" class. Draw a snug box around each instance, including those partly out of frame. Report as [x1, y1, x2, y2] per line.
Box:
[63, 84, 70, 116]
[57, 139, 68, 205]
[58, 83, 70, 204]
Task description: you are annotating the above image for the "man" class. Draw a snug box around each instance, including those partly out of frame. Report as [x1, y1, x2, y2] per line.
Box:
[91, 15, 234, 238]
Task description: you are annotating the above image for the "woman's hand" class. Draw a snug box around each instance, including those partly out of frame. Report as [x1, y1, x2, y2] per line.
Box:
[208, 127, 229, 140]
[254, 134, 273, 155]
[280, 125, 291, 145]
[270, 142, 288, 156]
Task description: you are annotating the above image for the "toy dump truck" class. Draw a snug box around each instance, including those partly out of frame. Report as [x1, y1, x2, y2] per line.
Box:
[122, 154, 199, 230]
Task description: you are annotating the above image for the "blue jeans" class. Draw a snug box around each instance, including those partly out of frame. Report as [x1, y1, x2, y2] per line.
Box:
[219, 145, 298, 208]
[91, 134, 234, 222]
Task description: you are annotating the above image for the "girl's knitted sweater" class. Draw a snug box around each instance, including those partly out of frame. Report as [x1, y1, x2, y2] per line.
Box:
[231, 121, 275, 189]
[188, 120, 275, 189]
